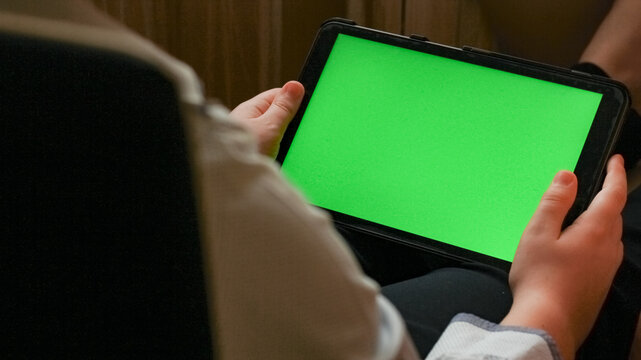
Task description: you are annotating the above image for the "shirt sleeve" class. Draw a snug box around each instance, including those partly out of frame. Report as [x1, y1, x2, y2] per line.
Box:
[426, 313, 562, 360]
[184, 102, 420, 360]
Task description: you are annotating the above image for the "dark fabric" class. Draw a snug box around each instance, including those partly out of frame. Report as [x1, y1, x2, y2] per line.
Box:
[382, 264, 512, 358]
[572, 62, 641, 170]
[338, 224, 457, 286]
[1, 32, 213, 359]
[343, 226, 513, 357]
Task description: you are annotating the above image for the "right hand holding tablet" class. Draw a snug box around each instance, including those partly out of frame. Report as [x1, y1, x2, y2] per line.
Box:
[501, 155, 626, 360]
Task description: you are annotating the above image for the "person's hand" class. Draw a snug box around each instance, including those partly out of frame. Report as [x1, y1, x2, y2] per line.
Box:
[501, 155, 627, 360]
[230, 81, 305, 157]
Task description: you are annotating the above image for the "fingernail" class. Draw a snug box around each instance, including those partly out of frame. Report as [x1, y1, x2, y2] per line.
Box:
[613, 154, 624, 167]
[281, 81, 295, 95]
[553, 171, 574, 186]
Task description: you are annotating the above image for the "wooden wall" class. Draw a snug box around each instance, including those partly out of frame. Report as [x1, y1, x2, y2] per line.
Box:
[348, 0, 492, 48]
[91, 0, 492, 109]
[91, 1, 614, 108]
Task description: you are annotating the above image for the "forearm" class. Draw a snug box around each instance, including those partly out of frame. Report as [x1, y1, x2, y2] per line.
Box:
[501, 299, 575, 360]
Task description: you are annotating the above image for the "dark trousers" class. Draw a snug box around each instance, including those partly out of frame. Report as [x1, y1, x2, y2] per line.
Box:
[342, 68, 641, 359]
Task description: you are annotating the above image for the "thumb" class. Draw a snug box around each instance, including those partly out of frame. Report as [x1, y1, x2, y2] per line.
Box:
[525, 170, 578, 239]
[262, 81, 304, 129]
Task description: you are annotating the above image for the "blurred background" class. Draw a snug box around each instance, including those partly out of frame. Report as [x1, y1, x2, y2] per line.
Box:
[91, 0, 612, 112]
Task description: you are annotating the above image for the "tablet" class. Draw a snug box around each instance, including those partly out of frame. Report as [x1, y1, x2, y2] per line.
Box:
[276, 19, 629, 270]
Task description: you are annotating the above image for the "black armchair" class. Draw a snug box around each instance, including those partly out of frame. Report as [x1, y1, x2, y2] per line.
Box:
[1, 16, 214, 359]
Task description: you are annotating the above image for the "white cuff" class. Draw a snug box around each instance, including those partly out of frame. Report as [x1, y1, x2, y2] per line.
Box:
[426, 313, 562, 360]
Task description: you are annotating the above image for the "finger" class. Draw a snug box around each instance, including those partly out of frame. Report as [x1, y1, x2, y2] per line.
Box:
[230, 88, 280, 119]
[612, 215, 624, 261]
[611, 215, 623, 244]
[601, 154, 626, 196]
[261, 81, 305, 129]
[524, 170, 578, 239]
[578, 155, 627, 224]
[601, 214, 624, 268]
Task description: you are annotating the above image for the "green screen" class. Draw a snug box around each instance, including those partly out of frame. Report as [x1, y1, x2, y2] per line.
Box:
[281, 34, 602, 262]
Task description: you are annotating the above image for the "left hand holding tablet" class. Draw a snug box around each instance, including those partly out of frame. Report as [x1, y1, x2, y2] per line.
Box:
[230, 81, 304, 157]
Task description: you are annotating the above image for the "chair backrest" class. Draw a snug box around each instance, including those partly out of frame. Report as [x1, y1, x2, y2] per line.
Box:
[1, 26, 213, 359]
